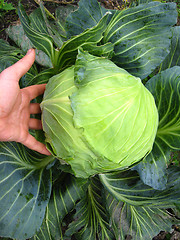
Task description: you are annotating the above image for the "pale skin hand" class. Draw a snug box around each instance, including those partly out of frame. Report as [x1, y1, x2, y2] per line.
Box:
[0, 48, 51, 155]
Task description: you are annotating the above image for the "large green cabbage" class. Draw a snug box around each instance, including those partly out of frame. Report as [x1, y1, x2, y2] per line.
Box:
[41, 50, 158, 178]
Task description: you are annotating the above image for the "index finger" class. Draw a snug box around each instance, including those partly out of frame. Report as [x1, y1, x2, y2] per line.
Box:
[22, 84, 47, 101]
[21, 133, 51, 155]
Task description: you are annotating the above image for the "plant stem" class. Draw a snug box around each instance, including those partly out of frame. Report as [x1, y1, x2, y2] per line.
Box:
[33, 0, 56, 20]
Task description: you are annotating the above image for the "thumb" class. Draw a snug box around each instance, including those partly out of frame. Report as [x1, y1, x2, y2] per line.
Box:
[0, 49, 36, 117]
[0, 48, 36, 81]
[12, 48, 36, 79]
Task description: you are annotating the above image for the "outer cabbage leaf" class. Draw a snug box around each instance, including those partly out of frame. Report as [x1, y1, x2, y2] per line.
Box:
[65, 0, 108, 38]
[31, 174, 88, 240]
[0, 142, 52, 240]
[103, 1, 177, 79]
[104, 189, 178, 240]
[0, 55, 21, 73]
[36, 2, 65, 47]
[56, 12, 111, 71]
[26, 68, 58, 86]
[18, 2, 56, 65]
[100, 167, 180, 207]
[160, 26, 180, 71]
[55, 5, 78, 37]
[0, 39, 21, 57]
[0, 41, 36, 88]
[134, 66, 180, 190]
[133, 142, 169, 190]
[0, 39, 23, 73]
[64, 176, 114, 240]
[132, 0, 153, 6]
[6, 23, 53, 68]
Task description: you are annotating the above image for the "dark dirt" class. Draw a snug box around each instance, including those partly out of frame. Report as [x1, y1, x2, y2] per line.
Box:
[0, 0, 36, 39]
[0, 0, 180, 240]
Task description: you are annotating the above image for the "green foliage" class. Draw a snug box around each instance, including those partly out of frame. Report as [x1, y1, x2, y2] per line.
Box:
[160, 0, 180, 17]
[134, 66, 180, 190]
[0, 0, 15, 19]
[0, 0, 180, 239]
[170, 150, 180, 166]
[0, 142, 53, 239]
[0, 0, 15, 11]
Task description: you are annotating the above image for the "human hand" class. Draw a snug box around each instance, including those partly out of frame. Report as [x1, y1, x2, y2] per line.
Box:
[0, 48, 50, 155]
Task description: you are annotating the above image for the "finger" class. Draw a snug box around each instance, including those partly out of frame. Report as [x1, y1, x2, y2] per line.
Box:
[29, 118, 42, 130]
[1, 49, 36, 81]
[23, 84, 46, 101]
[21, 134, 51, 155]
[29, 103, 41, 114]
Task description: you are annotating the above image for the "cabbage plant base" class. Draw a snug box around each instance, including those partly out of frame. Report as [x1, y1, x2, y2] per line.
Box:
[41, 50, 159, 178]
[0, 0, 180, 239]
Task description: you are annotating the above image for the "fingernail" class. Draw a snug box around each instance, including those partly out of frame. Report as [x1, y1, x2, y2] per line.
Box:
[43, 148, 52, 155]
[26, 48, 35, 55]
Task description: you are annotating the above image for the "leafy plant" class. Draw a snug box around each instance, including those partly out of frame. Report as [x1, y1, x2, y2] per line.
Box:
[0, 0, 15, 18]
[0, 0, 15, 11]
[0, 0, 180, 239]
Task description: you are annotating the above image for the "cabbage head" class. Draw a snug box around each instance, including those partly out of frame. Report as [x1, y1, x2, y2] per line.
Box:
[41, 50, 158, 178]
